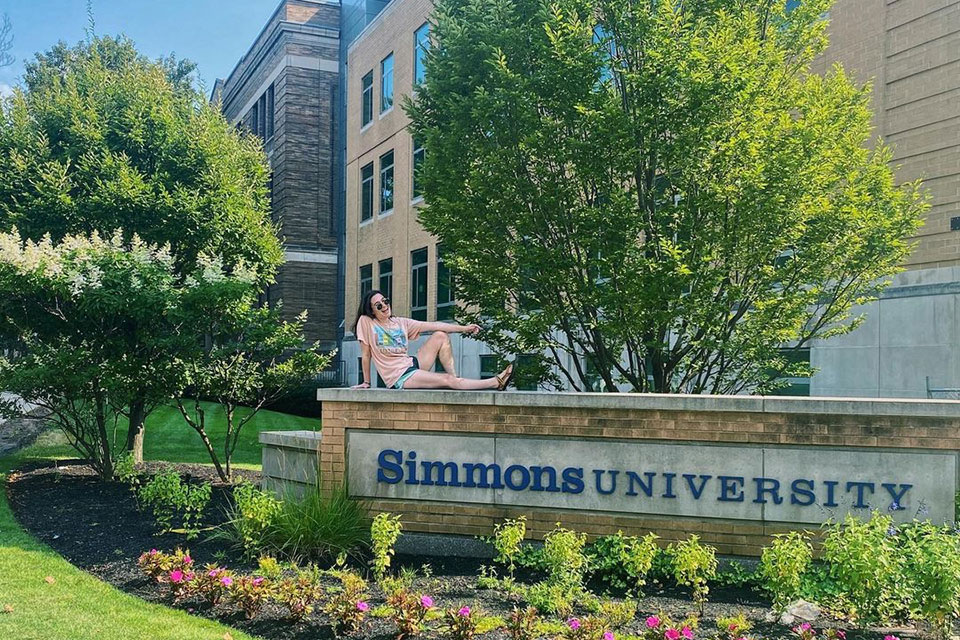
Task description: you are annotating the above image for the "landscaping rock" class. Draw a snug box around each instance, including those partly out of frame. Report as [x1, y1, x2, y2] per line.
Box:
[777, 600, 821, 625]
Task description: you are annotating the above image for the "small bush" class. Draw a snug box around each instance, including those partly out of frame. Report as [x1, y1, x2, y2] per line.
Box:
[137, 548, 194, 583]
[667, 536, 717, 616]
[273, 575, 325, 621]
[716, 613, 752, 640]
[225, 481, 282, 555]
[759, 531, 813, 611]
[639, 612, 698, 640]
[324, 567, 369, 635]
[591, 531, 659, 593]
[371, 512, 403, 582]
[138, 468, 211, 537]
[524, 581, 577, 617]
[227, 575, 273, 619]
[387, 589, 433, 640]
[442, 605, 482, 640]
[821, 512, 904, 623]
[543, 524, 588, 588]
[899, 521, 960, 637]
[599, 600, 637, 629]
[187, 565, 234, 606]
[507, 606, 539, 640]
[492, 517, 526, 577]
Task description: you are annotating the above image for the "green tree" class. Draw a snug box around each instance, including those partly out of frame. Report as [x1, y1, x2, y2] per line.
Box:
[407, 0, 927, 393]
[0, 36, 282, 456]
[0, 230, 258, 479]
[176, 293, 331, 481]
[0, 14, 14, 68]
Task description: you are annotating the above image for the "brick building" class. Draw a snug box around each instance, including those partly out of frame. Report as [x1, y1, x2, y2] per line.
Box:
[214, 0, 341, 349]
[338, 0, 960, 397]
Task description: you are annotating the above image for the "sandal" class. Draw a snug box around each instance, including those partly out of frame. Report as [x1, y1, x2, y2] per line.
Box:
[496, 364, 515, 391]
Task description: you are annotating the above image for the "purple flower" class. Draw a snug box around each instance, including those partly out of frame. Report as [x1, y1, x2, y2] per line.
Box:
[568, 618, 581, 630]
[646, 616, 661, 629]
[888, 501, 902, 512]
[800, 624, 811, 632]
[149, 549, 158, 555]
[208, 569, 220, 577]
[169, 569, 184, 583]
[220, 576, 233, 587]
[183, 555, 192, 565]
[665, 629, 681, 640]
[837, 632, 846, 640]
[458, 606, 471, 616]
[884, 636, 900, 640]
[357, 601, 369, 612]
[420, 595, 434, 609]
[604, 633, 615, 640]
[252, 577, 264, 586]
[682, 627, 694, 639]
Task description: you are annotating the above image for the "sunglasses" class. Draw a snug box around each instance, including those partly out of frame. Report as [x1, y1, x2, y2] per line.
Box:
[374, 298, 391, 311]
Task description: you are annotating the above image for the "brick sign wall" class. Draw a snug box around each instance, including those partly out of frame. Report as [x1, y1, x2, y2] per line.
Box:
[313, 390, 960, 556]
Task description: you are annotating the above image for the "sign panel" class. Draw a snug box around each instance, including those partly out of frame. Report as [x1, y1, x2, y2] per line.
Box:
[347, 430, 957, 525]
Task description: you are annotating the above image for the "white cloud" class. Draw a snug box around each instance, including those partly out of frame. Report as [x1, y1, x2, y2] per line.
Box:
[0, 83, 12, 98]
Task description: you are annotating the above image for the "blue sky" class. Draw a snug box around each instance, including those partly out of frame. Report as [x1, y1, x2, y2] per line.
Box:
[0, 0, 280, 95]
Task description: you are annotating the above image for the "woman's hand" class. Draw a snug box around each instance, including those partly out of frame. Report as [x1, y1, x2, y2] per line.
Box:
[461, 324, 481, 335]
[351, 381, 371, 389]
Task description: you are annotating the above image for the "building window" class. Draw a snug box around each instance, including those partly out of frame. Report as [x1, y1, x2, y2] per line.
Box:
[380, 53, 394, 113]
[414, 23, 430, 86]
[360, 162, 374, 222]
[436, 244, 454, 321]
[265, 83, 275, 140]
[584, 357, 604, 392]
[257, 93, 267, 139]
[379, 150, 394, 213]
[378, 258, 393, 301]
[479, 354, 498, 380]
[412, 136, 425, 200]
[359, 263, 373, 298]
[361, 71, 373, 127]
[775, 347, 811, 396]
[249, 101, 259, 137]
[411, 247, 428, 321]
[357, 357, 363, 385]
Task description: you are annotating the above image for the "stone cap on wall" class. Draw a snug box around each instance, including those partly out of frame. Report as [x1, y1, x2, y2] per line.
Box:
[317, 388, 960, 418]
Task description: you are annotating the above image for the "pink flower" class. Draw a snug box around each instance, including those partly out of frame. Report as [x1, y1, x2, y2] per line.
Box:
[420, 595, 434, 608]
[169, 569, 184, 583]
[837, 632, 846, 640]
[801, 624, 812, 632]
[183, 555, 192, 565]
[220, 576, 233, 587]
[252, 577, 264, 586]
[646, 616, 661, 629]
[665, 629, 681, 640]
[682, 627, 694, 639]
[568, 618, 581, 630]
[729, 625, 739, 632]
[149, 549, 158, 554]
[208, 569, 220, 577]
[736, 637, 749, 640]
[604, 633, 615, 640]
[357, 601, 369, 612]
[458, 606, 471, 617]
[884, 636, 900, 640]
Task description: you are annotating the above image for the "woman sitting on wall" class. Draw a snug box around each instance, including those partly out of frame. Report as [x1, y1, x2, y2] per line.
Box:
[351, 289, 513, 391]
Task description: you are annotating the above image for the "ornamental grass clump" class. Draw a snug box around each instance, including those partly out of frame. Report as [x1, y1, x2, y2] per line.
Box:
[324, 568, 369, 635]
[667, 536, 717, 616]
[759, 531, 813, 611]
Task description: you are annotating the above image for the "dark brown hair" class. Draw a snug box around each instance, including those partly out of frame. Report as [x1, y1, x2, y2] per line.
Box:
[353, 289, 386, 333]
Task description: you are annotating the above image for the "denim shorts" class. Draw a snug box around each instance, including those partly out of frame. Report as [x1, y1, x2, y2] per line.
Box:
[393, 357, 420, 389]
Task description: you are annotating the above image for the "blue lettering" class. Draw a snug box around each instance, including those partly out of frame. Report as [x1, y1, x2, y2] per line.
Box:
[753, 477, 783, 504]
[717, 476, 744, 502]
[420, 461, 461, 487]
[593, 469, 618, 495]
[682, 474, 712, 500]
[662, 472, 677, 498]
[505, 465, 531, 491]
[377, 449, 403, 484]
[404, 450, 419, 485]
[462, 463, 504, 489]
[790, 479, 815, 506]
[530, 466, 560, 492]
[561, 467, 584, 494]
[823, 480, 839, 507]
[626, 471, 655, 497]
[846, 481, 875, 509]
[882, 482, 912, 506]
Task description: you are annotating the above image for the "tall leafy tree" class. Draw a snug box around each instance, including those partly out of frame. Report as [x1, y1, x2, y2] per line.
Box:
[407, 0, 927, 393]
[0, 36, 283, 457]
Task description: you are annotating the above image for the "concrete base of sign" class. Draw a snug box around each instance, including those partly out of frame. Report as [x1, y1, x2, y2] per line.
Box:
[259, 430, 323, 500]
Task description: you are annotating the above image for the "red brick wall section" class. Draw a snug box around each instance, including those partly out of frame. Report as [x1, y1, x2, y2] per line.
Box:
[319, 400, 960, 556]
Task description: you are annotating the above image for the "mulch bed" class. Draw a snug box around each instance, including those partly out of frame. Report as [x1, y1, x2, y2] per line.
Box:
[5, 462, 920, 640]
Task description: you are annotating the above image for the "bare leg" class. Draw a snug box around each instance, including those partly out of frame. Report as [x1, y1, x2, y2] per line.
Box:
[401, 364, 513, 391]
[415, 331, 456, 376]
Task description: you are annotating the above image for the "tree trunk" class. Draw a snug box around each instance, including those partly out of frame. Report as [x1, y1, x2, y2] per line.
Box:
[125, 397, 146, 464]
[224, 404, 234, 481]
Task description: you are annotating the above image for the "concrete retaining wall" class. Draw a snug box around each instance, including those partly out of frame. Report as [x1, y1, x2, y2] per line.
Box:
[259, 430, 323, 499]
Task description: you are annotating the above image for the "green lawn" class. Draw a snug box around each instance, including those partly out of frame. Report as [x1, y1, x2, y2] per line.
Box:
[0, 402, 318, 639]
[140, 401, 319, 467]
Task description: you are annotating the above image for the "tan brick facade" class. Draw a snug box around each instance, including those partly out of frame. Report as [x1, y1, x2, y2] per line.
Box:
[318, 391, 960, 556]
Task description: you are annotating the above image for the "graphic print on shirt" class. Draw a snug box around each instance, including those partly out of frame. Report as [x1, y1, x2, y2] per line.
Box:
[374, 324, 408, 355]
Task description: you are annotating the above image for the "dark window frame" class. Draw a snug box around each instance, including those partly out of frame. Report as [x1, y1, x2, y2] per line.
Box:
[410, 247, 428, 321]
[414, 22, 430, 86]
[380, 53, 394, 113]
[378, 257, 393, 302]
[436, 244, 454, 321]
[360, 162, 374, 222]
[359, 263, 373, 298]
[379, 150, 395, 213]
[361, 71, 373, 127]
[412, 136, 425, 201]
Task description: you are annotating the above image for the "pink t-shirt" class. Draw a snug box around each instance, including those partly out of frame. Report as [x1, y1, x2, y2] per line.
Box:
[356, 315, 426, 388]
